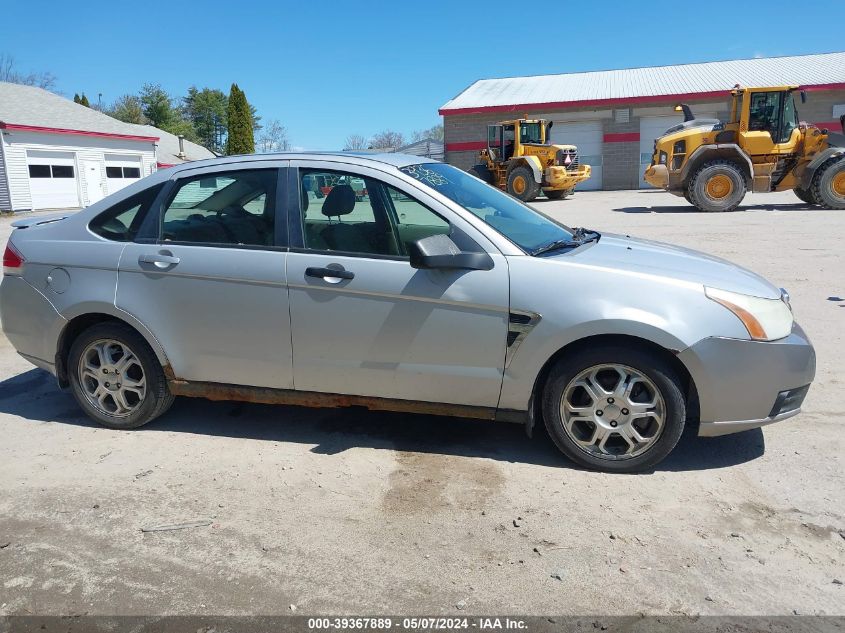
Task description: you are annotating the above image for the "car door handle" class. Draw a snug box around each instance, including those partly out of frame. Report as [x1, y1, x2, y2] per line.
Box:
[305, 266, 354, 282]
[139, 253, 181, 268]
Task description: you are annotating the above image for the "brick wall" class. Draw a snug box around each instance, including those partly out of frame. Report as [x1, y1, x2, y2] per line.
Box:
[443, 89, 845, 190]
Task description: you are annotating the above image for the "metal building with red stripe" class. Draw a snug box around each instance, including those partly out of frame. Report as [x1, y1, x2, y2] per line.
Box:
[439, 52, 845, 191]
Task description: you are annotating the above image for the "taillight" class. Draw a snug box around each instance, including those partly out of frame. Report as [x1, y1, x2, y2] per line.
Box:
[3, 243, 25, 274]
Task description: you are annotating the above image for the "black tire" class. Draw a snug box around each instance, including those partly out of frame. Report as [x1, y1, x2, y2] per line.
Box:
[688, 160, 746, 212]
[793, 187, 816, 205]
[541, 345, 686, 473]
[68, 322, 174, 430]
[810, 156, 845, 210]
[507, 165, 540, 202]
[469, 164, 494, 185]
[544, 189, 569, 200]
[683, 190, 693, 204]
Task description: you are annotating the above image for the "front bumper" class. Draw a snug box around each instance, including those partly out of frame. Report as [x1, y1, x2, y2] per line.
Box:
[544, 165, 591, 190]
[677, 323, 816, 437]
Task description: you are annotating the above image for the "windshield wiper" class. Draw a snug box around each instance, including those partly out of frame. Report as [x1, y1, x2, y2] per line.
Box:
[530, 239, 581, 256]
[572, 227, 601, 242]
[530, 228, 601, 256]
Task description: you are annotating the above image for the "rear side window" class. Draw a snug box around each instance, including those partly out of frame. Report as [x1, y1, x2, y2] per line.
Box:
[161, 169, 277, 248]
[89, 184, 164, 242]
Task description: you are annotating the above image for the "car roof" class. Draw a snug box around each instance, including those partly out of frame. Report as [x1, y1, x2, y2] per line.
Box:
[166, 151, 438, 175]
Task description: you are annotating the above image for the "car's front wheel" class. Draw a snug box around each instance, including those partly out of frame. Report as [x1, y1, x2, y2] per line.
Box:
[68, 322, 174, 429]
[542, 346, 686, 473]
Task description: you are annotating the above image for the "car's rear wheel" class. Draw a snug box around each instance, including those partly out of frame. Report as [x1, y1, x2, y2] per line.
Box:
[542, 346, 686, 473]
[68, 322, 174, 429]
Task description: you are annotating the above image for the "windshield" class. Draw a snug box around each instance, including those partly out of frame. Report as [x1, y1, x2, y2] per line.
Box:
[520, 122, 543, 144]
[399, 163, 573, 252]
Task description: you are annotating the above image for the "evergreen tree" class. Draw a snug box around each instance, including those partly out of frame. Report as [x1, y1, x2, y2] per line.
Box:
[183, 86, 228, 154]
[225, 84, 254, 155]
[80, 93, 90, 108]
[73, 93, 81, 104]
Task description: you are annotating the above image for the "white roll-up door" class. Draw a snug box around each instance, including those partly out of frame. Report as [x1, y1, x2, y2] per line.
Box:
[26, 150, 80, 209]
[550, 121, 602, 190]
[105, 154, 143, 194]
[639, 113, 716, 188]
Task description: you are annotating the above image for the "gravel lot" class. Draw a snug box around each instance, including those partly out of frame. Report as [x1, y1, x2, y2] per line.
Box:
[0, 189, 842, 617]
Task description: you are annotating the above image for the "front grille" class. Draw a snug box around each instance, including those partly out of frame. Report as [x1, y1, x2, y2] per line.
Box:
[558, 149, 579, 170]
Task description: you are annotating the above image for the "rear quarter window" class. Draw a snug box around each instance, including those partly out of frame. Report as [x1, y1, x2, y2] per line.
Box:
[89, 183, 164, 242]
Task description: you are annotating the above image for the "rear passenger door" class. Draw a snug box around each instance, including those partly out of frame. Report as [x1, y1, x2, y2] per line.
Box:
[287, 160, 510, 408]
[116, 163, 293, 389]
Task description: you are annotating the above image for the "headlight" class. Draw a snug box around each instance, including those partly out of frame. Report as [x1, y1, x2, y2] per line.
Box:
[705, 287, 793, 341]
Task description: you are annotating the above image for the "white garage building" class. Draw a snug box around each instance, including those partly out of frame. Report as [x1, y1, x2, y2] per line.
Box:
[0, 82, 159, 213]
[441, 51, 845, 190]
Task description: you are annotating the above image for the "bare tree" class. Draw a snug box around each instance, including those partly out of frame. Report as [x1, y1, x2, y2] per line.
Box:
[344, 134, 367, 150]
[369, 130, 405, 150]
[412, 124, 444, 142]
[0, 53, 57, 90]
[256, 119, 290, 153]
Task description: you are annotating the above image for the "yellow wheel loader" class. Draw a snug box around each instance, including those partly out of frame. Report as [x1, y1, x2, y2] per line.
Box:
[643, 86, 845, 212]
[469, 118, 591, 202]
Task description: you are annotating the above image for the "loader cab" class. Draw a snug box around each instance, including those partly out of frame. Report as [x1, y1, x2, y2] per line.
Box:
[487, 119, 548, 164]
[734, 86, 802, 156]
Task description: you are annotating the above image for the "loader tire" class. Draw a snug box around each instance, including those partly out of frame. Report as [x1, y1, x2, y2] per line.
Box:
[544, 189, 570, 200]
[688, 160, 746, 212]
[810, 156, 845, 210]
[507, 166, 540, 202]
[793, 187, 817, 205]
[469, 164, 494, 185]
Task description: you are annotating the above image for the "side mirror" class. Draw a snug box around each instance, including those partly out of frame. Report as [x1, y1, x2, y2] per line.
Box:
[800, 90, 807, 104]
[408, 234, 493, 271]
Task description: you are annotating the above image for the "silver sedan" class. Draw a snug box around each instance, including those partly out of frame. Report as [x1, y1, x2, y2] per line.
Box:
[0, 153, 815, 472]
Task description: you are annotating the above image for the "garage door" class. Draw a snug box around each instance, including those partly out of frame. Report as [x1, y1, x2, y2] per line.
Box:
[105, 154, 143, 195]
[550, 121, 602, 190]
[639, 113, 717, 188]
[26, 150, 80, 209]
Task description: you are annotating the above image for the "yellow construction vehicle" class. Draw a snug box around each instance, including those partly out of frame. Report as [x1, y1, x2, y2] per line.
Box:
[469, 118, 591, 202]
[644, 85, 845, 211]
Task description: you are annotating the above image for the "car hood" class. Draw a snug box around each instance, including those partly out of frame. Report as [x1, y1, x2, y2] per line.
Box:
[546, 233, 781, 298]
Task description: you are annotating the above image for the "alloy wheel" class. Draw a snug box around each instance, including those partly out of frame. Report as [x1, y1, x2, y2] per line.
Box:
[78, 339, 147, 418]
[559, 364, 666, 460]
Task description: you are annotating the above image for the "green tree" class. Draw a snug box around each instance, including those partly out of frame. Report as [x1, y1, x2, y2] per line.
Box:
[140, 83, 175, 128]
[225, 83, 254, 155]
[108, 94, 146, 124]
[79, 93, 90, 108]
[73, 93, 81, 104]
[183, 86, 228, 154]
[162, 118, 200, 144]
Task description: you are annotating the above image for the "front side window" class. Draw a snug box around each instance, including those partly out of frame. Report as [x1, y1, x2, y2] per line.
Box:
[779, 96, 799, 143]
[748, 91, 782, 135]
[300, 169, 450, 257]
[520, 122, 542, 144]
[161, 169, 277, 247]
[89, 183, 164, 242]
[399, 163, 574, 253]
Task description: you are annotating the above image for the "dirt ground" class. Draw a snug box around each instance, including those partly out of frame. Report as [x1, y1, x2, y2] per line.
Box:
[0, 189, 842, 617]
